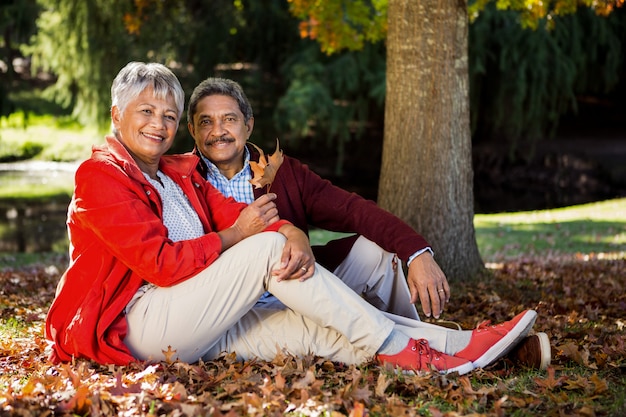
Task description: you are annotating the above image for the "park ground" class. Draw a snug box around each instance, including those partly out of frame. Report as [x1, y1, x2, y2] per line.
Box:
[1, 197, 625, 416]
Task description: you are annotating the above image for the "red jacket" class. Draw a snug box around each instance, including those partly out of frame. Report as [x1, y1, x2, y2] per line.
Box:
[196, 144, 430, 271]
[46, 136, 288, 365]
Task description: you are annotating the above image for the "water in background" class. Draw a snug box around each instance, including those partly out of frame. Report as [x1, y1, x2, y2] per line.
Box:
[0, 161, 76, 253]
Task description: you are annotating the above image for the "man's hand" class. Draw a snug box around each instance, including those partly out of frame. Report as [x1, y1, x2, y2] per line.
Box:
[272, 224, 315, 282]
[406, 252, 450, 319]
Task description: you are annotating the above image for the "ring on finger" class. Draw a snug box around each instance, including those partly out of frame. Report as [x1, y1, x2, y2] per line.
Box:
[438, 289, 445, 293]
[301, 267, 308, 272]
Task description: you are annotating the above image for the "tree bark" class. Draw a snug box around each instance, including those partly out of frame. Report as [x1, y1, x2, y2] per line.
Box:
[379, 0, 484, 279]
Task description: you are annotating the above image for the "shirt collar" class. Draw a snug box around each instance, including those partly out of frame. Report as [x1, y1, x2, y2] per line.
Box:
[200, 146, 250, 181]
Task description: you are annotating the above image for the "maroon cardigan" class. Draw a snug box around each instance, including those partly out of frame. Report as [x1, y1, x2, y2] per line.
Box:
[196, 144, 430, 271]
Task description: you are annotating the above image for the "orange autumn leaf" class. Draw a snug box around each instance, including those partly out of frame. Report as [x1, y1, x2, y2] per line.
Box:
[249, 139, 284, 191]
[349, 401, 366, 417]
[162, 345, 177, 364]
[534, 367, 566, 391]
[2, 257, 626, 415]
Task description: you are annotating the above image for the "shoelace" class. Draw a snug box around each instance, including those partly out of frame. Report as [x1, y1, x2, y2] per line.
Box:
[433, 320, 462, 330]
[413, 339, 443, 363]
[475, 320, 508, 335]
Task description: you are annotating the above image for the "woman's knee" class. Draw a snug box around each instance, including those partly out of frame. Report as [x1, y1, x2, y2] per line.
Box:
[247, 232, 286, 255]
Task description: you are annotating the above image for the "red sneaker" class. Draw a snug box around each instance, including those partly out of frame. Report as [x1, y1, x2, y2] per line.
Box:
[377, 338, 474, 375]
[454, 310, 537, 369]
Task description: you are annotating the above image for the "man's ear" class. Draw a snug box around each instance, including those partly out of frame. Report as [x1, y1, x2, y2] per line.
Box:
[187, 121, 195, 137]
[246, 116, 255, 138]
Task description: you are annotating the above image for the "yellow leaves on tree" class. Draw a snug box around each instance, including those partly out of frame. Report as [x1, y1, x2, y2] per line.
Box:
[249, 139, 284, 192]
[286, 0, 387, 54]
[123, 0, 165, 35]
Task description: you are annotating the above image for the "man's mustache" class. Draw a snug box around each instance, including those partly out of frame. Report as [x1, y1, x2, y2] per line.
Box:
[206, 136, 236, 146]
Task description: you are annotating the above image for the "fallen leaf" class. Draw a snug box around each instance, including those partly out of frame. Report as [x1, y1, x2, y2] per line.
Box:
[2, 257, 626, 416]
[534, 367, 566, 391]
[249, 139, 284, 191]
[162, 345, 177, 364]
[109, 372, 142, 396]
[349, 401, 365, 417]
[375, 373, 392, 397]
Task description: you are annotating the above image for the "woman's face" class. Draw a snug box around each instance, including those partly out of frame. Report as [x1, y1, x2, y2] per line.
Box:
[111, 86, 180, 172]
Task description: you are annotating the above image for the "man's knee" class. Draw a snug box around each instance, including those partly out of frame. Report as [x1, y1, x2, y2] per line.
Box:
[352, 237, 398, 274]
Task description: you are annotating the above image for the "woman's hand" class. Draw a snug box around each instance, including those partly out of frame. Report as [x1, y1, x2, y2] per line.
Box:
[272, 224, 315, 282]
[234, 193, 279, 237]
[218, 193, 279, 250]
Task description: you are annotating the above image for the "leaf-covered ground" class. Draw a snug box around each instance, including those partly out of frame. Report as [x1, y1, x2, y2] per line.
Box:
[1, 255, 625, 416]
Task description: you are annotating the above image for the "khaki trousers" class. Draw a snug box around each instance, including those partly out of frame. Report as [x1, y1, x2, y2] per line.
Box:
[124, 232, 397, 364]
[255, 236, 420, 320]
[334, 236, 420, 320]
[125, 233, 453, 365]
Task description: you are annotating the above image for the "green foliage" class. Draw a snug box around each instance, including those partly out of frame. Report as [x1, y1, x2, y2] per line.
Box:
[287, 0, 626, 156]
[0, 0, 41, 117]
[22, 0, 307, 144]
[469, 0, 623, 29]
[469, 5, 625, 151]
[8, 0, 626, 162]
[275, 41, 386, 175]
[23, 0, 135, 129]
[0, 138, 43, 162]
[0, 0, 39, 46]
[1, 112, 98, 162]
[16, 140, 43, 159]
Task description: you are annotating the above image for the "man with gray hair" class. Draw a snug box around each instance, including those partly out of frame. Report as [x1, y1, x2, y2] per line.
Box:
[187, 77, 440, 321]
[186, 77, 551, 371]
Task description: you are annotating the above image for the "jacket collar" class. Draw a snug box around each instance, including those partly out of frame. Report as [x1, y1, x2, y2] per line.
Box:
[100, 135, 200, 180]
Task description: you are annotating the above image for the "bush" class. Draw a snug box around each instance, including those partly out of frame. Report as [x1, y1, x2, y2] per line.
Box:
[0, 140, 44, 162]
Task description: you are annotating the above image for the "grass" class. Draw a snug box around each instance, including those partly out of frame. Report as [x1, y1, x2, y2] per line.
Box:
[0, 251, 69, 269]
[310, 198, 626, 262]
[474, 198, 626, 261]
[0, 183, 73, 200]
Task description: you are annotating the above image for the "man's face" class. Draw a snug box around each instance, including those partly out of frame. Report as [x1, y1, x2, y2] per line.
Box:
[188, 94, 253, 170]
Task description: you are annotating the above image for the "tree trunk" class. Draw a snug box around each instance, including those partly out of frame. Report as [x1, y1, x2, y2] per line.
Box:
[379, 0, 484, 280]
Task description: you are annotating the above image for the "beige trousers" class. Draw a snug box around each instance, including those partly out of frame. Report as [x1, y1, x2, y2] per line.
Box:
[255, 236, 420, 320]
[125, 232, 397, 364]
[333, 236, 420, 320]
[125, 233, 453, 365]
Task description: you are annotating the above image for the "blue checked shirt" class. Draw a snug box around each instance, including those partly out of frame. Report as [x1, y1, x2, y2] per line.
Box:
[199, 147, 255, 204]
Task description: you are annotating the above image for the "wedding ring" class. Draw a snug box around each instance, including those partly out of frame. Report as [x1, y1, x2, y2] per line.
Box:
[301, 267, 308, 272]
[438, 289, 445, 293]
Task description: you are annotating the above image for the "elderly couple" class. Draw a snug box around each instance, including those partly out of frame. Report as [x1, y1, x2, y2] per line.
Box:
[45, 62, 550, 374]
